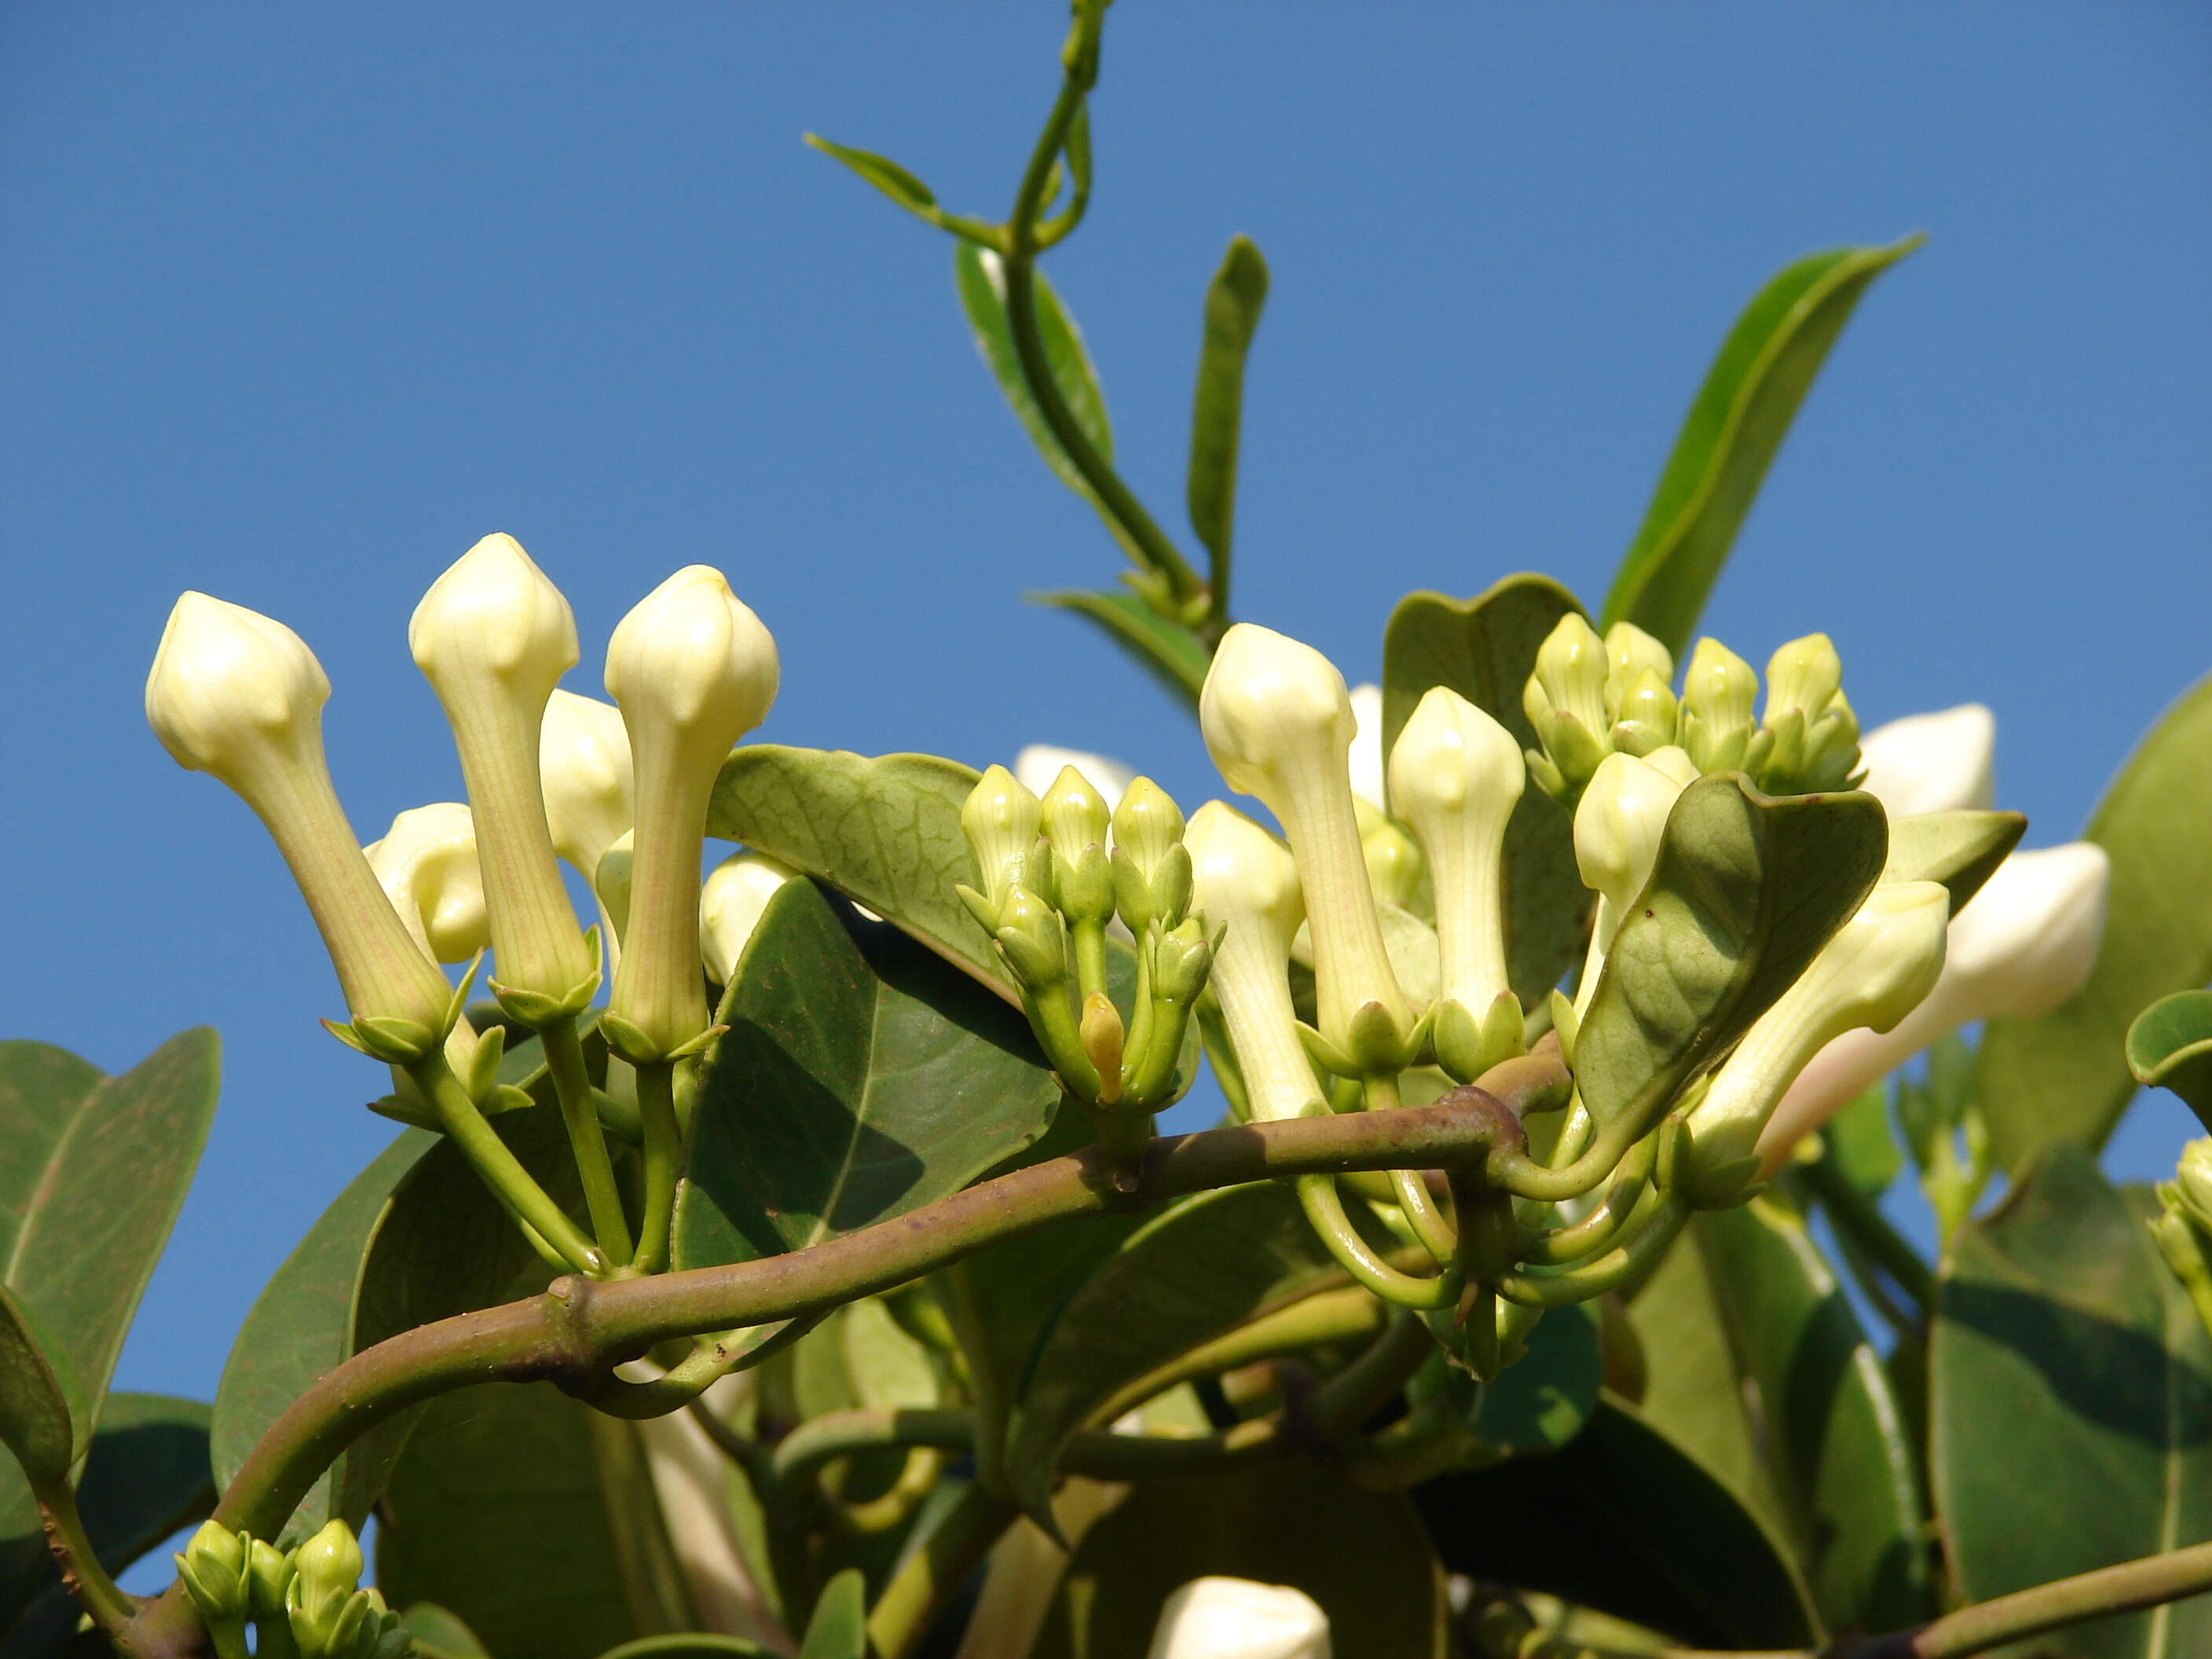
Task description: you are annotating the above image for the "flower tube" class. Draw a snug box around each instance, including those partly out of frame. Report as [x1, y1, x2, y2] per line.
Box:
[1186, 802, 1317, 1122]
[1571, 746, 1700, 1013]
[364, 802, 488, 965]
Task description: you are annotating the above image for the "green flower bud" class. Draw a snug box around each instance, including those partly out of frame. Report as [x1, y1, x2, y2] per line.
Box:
[174, 1520, 251, 1624]
[1763, 632, 1844, 729]
[1111, 778, 1192, 929]
[293, 1521, 363, 1603]
[1679, 637, 1759, 775]
[1602, 621, 1674, 716]
[1522, 613, 1612, 800]
[1608, 667, 1679, 759]
[245, 1536, 297, 1625]
[1080, 991, 1126, 1104]
[2177, 1139, 2212, 1233]
[993, 883, 1071, 991]
[1186, 802, 1320, 1122]
[961, 765, 1046, 921]
[1353, 798, 1425, 911]
[1040, 764, 1111, 863]
[1757, 632, 1862, 794]
[604, 566, 779, 1061]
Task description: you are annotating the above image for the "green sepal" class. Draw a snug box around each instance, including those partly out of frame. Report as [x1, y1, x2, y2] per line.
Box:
[594, 1010, 708, 1069]
[175, 1518, 252, 1624]
[1547, 989, 1579, 1071]
[1434, 991, 1526, 1085]
[463, 1024, 507, 1104]
[326, 1016, 441, 1067]
[489, 967, 602, 1031]
[1295, 1020, 1359, 1082]
[1881, 809, 2026, 914]
[954, 882, 998, 934]
[442, 954, 484, 1040]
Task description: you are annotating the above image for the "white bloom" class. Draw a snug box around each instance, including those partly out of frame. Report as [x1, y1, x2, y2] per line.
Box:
[1346, 683, 1386, 810]
[700, 851, 799, 983]
[1186, 802, 1318, 1122]
[364, 803, 488, 964]
[1147, 1577, 1331, 1659]
[1856, 704, 1995, 819]
[540, 689, 635, 882]
[1571, 746, 1699, 1012]
[1387, 687, 1523, 1017]
[1757, 842, 2108, 1166]
[1014, 745, 1133, 815]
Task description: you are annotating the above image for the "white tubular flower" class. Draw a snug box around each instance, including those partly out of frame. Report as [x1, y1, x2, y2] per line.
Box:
[1856, 704, 1996, 819]
[605, 566, 779, 1060]
[409, 533, 593, 1012]
[1146, 1577, 1331, 1659]
[1572, 746, 1700, 1010]
[1014, 745, 1133, 815]
[1387, 687, 1524, 1016]
[1758, 842, 2109, 1166]
[364, 803, 488, 965]
[540, 689, 635, 881]
[700, 851, 799, 984]
[1187, 803, 1320, 1123]
[1690, 881, 1951, 1188]
[1347, 683, 1386, 809]
[148, 593, 452, 1046]
[1201, 625, 1412, 1066]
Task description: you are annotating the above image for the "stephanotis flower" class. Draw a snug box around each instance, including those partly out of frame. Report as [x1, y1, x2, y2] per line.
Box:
[1146, 1577, 1332, 1659]
[1754, 703, 2109, 1168]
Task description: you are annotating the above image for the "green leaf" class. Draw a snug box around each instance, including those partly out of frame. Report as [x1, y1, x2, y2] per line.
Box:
[804, 134, 936, 214]
[1029, 587, 1209, 710]
[707, 745, 1003, 996]
[1932, 1146, 2212, 1656]
[1472, 1302, 1602, 1456]
[211, 1130, 435, 1542]
[954, 242, 1118, 518]
[1415, 1397, 1817, 1647]
[2128, 990, 2212, 1131]
[1002, 1181, 1372, 1522]
[1979, 672, 2212, 1166]
[1031, 1462, 1448, 1659]
[597, 1640, 768, 1659]
[1881, 809, 2026, 914]
[1599, 236, 1921, 657]
[378, 1386, 681, 1659]
[398, 1604, 493, 1659]
[0, 1031, 219, 1452]
[1185, 235, 1269, 575]
[1379, 576, 1591, 1003]
[0, 1289, 77, 1638]
[1823, 1084, 1904, 1201]
[673, 882, 1060, 1266]
[797, 1568, 866, 1659]
[1577, 777, 1887, 1137]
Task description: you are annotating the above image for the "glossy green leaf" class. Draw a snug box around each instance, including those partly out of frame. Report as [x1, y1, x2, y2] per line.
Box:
[1881, 809, 2026, 914]
[1379, 576, 1591, 1002]
[804, 134, 936, 214]
[1416, 1397, 1816, 1647]
[1933, 1147, 2212, 1657]
[1599, 237, 1921, 657]
[0, 1290, 76, 1639]
[1185, 235, 1269, 577]
[211, 1130, 434, 1541]
[1577, 778, 1886, 1137]
[707, 745, 1003, 995]
[1472, 1302, 1602, 1456]
[954, 242, 1118, 519]
[1979, 672, 2212, 1166]
[1004, 1181, 1371, 1522]
[797, 1568, 866, 1659]
[2128, 990, 2212, 1132]
[673, 881, 1059, 1265]
[379, 1386, 679, 1659]
[1033, 1462, 1448, 1659]
[1029, 587, 1209, 710]
[0, 1031, 219, 1452]
[399, 1603, 493, 1659]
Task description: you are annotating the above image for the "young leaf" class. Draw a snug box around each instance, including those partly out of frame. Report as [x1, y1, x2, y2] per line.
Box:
[1979, 672, 2212, 1166]
[1599, 237, 1921, 657]
[1030, 586, 1210, 710]
[804, 134, 938, 214]
[1932, 1148, 2212, 1656]
[1379, 576, 1590, 1002]
[1185, 235, 1270, 587]
[797, 1568, 866, 1659]
[2127, 989, 2212, 1132]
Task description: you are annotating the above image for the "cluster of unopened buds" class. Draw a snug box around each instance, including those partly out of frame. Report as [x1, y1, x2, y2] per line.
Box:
[174, 1518, 398, 1659]
[145, 534, 787, 1280]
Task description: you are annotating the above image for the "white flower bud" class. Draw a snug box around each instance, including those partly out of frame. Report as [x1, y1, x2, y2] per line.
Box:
[1574, 749, 1699, 937]
[1387, 687, 1523, 1016]
[1679, 638, 1759, 774]
[1856, 704, 1996, 819]
[1693, 881, 1950, 1183]
[1147, 1576, 1331, 1659]
[700, 851, 799, 984]
[1758, 842, 2109, 1165]
[540, 689, 635, 881]
[1603, 622, 1673, 714]
[1347, 683, 1386, 809]
[605, 566, 779, 1060]
[1524, 614, 1610, 742]
[1200, 625, 1412, 1062]
[148, 594, 452, 1041]
[364, 803, 488, 964]
[1187, 803, 1320, 1123]
[1763, 633, 1844, 726]
[1014, 745, 1133, 815]
[409, 534, 593, 1010]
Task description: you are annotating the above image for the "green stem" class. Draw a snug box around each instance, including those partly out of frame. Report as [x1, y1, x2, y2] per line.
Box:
[1087, 1283, 1384, 1428]
[411, 1053, 605, 1278]
[1803, 1149, 1936, 1317]
[1499, 1196, 1690, 1308]
[33, 1474, 137, 1639]
[935, 1262, 1012, 1500]
[632, 1060, 683, 1276]
[865, 1482, 1017, 1659]
[541, 1016, 635, 1268]
[1515, 1133, 1658, 1265]
[1363, 1073, 1458, 1265]
[1295, 1174, 1462, 1310]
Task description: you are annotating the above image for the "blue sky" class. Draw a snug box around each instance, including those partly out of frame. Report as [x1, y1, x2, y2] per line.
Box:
[5, 4, 2209, 1410]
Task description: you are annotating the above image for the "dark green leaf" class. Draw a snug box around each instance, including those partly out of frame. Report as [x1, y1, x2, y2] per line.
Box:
[673, 882, 1059, 1265]
[211, 1130, 434, 1542]
[0, 1289, 76, 1637]
[1881, 809, 2026, 915]
[707, 745, 1002, 996]
[1599, 237, 1921, 657]
[2128, 990, 2212, 1132]
[797, 1568, 866, 1659]
[804, 134, 936, 213]
[1417, 1397, 1817, 1647]
[597, 1640, 768, 1659]
[0, 1031, 219, 1451]
[1029, 587, 1208, 711]
[398, 1603, 493, 1659]
[1379, 576, 1591, 1002]
[1473, 1303, 1602, 1456]
[1932, 1147, 2212, 1656]
[1033, 1462, 1447, 1659]
[1979, 674, 2212, 1166]
[1185, 235, 1269, 573]
[1824, 1085, 1904, 1201]
[1577, 778, 1886, 1138]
